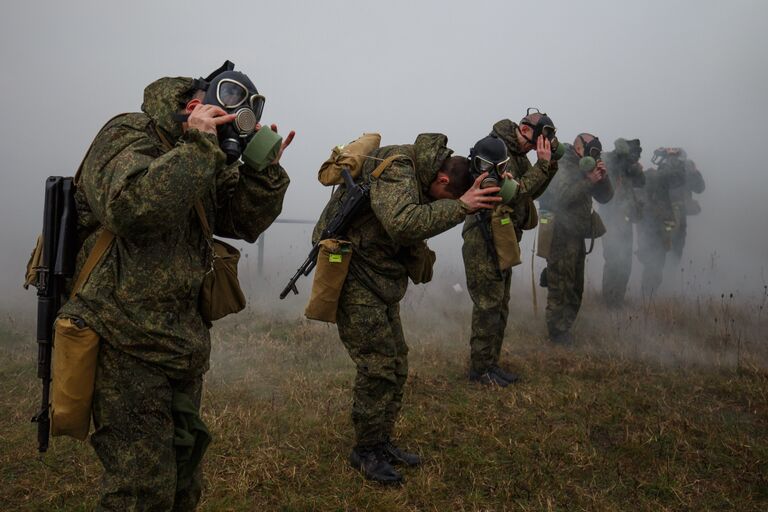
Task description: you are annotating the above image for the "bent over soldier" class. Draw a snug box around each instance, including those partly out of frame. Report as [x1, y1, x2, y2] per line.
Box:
[313, 133, 498, 484]
[58, 64, 292, 510]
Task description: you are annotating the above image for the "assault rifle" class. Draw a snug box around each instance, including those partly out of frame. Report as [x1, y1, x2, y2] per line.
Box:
[474, 211, 503, 281]
[32, 176, 78, 452]
[279, 168, 369, 299]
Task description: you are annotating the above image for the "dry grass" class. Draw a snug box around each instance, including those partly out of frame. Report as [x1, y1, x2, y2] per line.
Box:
[1, 290, 767, 511]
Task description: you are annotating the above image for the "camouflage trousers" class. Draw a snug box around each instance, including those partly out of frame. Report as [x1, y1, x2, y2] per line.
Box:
[91, 341, 204, 511]
[670, 221, 687, 264]
[637, 225, 669, 297]
[545, 228, 586, 337]
[462, 220, 512, 373]
[336, 277, 409, 449]
[601, 218, 634, 306]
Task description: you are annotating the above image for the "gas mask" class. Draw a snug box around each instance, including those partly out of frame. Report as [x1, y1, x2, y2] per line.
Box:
[577, 135, 603, 173]
[191, 61, 266, 164]
[520, 107, 565, 160]
[651, 147, 687, 166]
[469, 135, 518, 203]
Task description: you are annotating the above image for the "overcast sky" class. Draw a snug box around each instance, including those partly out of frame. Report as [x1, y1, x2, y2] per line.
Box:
[1, 0, 766, 311]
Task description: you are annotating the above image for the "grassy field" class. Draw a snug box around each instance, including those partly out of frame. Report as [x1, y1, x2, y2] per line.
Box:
[1, 290, 767, 511]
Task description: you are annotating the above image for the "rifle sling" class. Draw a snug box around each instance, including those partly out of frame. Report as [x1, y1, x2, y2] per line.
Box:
[70, 229, 115, 299]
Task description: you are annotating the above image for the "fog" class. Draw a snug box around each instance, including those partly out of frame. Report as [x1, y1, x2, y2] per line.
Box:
[1, 0, 767, 315]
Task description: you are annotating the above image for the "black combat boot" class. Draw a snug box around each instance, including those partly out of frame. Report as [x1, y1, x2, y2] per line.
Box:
[468, 369, 510, 387]
[382, 439, 422, 467]
[490, 365, 520, 384]
[349, 445, 403, 485]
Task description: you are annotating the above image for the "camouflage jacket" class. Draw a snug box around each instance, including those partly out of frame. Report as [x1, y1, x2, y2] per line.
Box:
[539, 145, 614, 238]
[312, 133, 466, 305]
[669, 163, 705, 225]
[490, 119, 557, 233]
[639, 158, 687, 233]
[598, 150, 646, 225]
[59, 76, 290, 378]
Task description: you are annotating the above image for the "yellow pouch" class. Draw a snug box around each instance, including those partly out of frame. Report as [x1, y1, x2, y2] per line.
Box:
[491, 207, 522, 270]
[51, 317, 100, 440]
[305, 239, 352, 323]
[403, 241, 436, 284]
[537, 211, 555, 259]
[23, 234, 43, 289]
[318, 133, 381, 186]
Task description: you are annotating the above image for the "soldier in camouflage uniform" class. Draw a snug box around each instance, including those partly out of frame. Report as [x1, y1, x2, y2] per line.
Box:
[462, 112, 559, 386]
[539, 134, 613, 344]
[636, 148, 687, 296]
[669, 159, 705, 264]
[313, 134, 498, 484]
[598, 138, 645, 307]
[58, 71, 291, 510]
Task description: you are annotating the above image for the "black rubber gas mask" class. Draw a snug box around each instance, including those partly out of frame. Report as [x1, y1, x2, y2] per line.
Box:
[469, 135, 510, 189]
[577, 135, 603, 173]
[520, 108, 564, 160]
[194, 61, 265, 163]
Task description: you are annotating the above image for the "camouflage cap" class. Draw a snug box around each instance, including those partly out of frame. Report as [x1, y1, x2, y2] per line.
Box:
[413, 133, 452, 192]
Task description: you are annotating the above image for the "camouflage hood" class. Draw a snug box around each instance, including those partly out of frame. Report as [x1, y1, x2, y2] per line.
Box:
[491, 119, 524, 155]
[412, 133, 453, 192]
[141, 76, 197, 142]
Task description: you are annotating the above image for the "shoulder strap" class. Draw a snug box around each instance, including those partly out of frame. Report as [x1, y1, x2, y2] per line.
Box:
[194, 200, 213, 239]
[370, 154, 408, 179]
[68, 114, 131, 298]
[69, 229, 115, 299]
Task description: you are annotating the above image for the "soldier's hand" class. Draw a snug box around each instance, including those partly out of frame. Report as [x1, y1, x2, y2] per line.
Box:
[536, 135, 551, 162]
[187, 104, 236, 136]
[459, 172, 502, 213]
[268, 123, 296, 164]
[587, 161, 606, 184]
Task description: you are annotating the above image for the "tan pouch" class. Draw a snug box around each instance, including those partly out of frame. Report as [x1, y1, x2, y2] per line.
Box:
[403, 241, 436, 284]
[51, 317, 100, 440]
[195, 202, 246, 323]
[491, 207, 522, 269]
[198, 239, 246, 323]
[305, 239, 352, 323]
[23, 234, 43, 289]
[318, 133, 381, 185]
[537, 210, 555, 259]
[522, 198, 539, 230]
[587, 210, 607, 239]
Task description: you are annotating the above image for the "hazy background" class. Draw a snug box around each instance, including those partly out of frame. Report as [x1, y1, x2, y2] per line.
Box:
[1, 0, 767, 315]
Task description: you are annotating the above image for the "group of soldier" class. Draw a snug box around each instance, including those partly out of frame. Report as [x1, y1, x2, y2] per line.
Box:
[43, 62, 705, 508]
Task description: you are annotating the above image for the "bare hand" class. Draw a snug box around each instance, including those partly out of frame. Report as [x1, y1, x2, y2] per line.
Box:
[459, 172, 502, 213]
[268, 123, 296, 164]
[187, 104, 236, 136]
[536, 135, 551, 162]
[588, 161, 606, 184]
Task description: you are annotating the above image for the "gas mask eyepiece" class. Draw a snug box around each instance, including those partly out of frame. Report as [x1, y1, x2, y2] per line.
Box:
[521, 107, 558, 146]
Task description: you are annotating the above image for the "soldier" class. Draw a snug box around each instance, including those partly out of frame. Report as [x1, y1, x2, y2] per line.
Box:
[57, 63, 292, 510]
[462, 110, 560, 386]
[313, 134, 499, 484]
[599, 138, 645, 307]
[669, 158, 706, 264]
[636, 148, 687, 296]
[539, 134, 613, 345]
